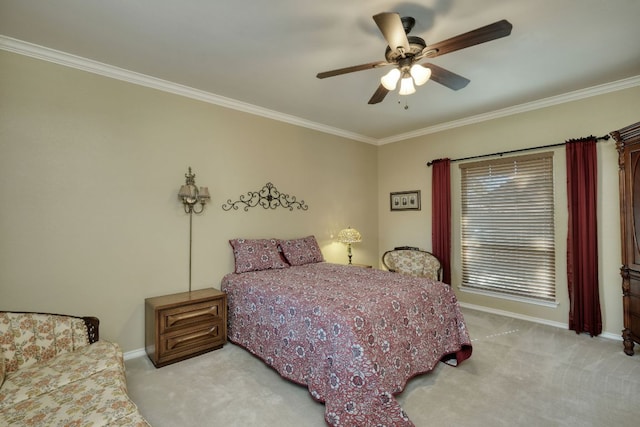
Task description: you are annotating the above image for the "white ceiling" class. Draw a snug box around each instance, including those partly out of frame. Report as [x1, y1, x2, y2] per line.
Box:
[1, 0, 639, 143]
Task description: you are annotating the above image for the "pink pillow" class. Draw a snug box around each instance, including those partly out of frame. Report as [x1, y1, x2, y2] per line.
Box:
[230, 238, 290, 273]
[278, 236, 324, 266]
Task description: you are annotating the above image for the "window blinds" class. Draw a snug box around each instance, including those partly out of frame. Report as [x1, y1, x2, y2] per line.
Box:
[460, 153, 556, 302]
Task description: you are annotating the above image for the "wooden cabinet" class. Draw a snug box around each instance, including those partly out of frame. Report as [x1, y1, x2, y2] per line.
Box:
[612, 121, 640, 356]
[351, 263, 373, 268]
[145, 288, 227, 367]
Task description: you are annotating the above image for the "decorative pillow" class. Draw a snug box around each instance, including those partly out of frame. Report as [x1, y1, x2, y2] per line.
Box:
[278, 235, 325, 266]
[230, 238, 289, 273]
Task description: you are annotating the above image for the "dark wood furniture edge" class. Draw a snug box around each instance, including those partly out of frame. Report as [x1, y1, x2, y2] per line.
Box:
[1, 311, 100, 344]
[82, 316, 100, 343]
[612, 121, 640, 356]
[152, 343, 226, 368]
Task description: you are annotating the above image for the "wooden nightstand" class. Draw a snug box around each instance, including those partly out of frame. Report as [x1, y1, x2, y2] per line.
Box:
[145, 288, 227, 368]
[351, 263, 373, 268]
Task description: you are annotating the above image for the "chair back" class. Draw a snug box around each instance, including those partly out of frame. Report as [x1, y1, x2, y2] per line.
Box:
[382, 246, 442, 281]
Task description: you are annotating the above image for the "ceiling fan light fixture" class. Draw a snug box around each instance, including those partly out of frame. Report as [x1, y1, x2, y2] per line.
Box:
[316, 13, 513, 105]
[410, 64, 431, 86]
[381, 68, 401, 90]
[399, 75, 416, 95]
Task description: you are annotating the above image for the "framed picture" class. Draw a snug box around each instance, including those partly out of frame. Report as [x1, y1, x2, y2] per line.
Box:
[390, 190, 421, 211]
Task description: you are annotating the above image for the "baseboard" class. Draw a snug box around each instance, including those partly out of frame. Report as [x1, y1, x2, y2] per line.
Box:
[459, 302, 622, 342]
[123, 305, 621, 361]
[124, 348, 146, 361]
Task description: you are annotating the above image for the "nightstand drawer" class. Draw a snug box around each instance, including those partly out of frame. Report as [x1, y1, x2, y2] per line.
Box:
[159, 299, 223, 334]
[158, 321, 225, 360]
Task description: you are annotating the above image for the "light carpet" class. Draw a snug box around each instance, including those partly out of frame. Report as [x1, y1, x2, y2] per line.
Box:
[124, 308, 640, 426]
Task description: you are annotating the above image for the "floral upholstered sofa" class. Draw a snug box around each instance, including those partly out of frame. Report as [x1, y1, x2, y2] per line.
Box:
[0, 312, 150, 426]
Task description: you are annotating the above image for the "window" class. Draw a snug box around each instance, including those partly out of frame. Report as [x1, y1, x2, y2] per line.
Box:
[459, 153, 556, 304]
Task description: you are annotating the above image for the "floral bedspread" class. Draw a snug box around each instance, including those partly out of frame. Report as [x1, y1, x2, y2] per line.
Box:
[221, 263, 472, 426]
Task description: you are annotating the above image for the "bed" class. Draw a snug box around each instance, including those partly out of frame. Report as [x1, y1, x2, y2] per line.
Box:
[221, 237, 472, 427]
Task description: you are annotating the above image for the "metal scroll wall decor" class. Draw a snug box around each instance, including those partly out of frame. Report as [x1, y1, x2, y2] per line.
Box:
[222, 182, 308, 211]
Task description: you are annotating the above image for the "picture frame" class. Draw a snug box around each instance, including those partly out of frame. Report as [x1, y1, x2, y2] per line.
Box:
[390, 190, 421, 211]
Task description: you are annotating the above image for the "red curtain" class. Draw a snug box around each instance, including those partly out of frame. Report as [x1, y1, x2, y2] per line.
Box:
[566, 138, 602, 336]
[432, 159, 451, 284]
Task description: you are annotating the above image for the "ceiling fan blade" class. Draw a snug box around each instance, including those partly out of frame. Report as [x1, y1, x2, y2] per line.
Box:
[368, 84, 390, 104]
[373, 12, 410, 54]
[317, 61, 389, 79]
[423, 19, 513, 58]
[423, 63, 470, 90]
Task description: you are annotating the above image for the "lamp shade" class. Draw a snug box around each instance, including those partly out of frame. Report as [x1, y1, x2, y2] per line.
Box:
[410, 64, 431, 86]
[199, 186, 210, 201]
[178, 184, 191, 199]
[380, 68, 401, 90]
[337, 227, 362, 244]
[398, 75, 416, 95]
[179, 184, 197, 202]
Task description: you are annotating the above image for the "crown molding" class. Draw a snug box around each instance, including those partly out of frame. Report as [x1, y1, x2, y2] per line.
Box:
[2, 35, 638, 146]
[0, 36, 377, 145]
[378, 75, 640, 145]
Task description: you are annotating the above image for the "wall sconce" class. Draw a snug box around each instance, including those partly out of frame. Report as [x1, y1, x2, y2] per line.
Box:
[178, 167, 210, 292]
[179, 167, 210, 214]
[337, 227, 362, 265]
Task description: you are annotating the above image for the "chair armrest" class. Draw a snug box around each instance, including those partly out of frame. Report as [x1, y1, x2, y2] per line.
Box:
[82, 316, 100, 343]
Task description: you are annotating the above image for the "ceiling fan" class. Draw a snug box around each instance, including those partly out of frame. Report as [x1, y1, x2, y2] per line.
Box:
[316, 12, 513, 104]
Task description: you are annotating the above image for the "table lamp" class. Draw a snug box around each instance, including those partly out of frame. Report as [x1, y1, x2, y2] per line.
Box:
[337, 227, 362, 265]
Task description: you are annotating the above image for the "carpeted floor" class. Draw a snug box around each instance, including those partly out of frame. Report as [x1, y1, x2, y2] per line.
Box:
[124, 308, 640, 426]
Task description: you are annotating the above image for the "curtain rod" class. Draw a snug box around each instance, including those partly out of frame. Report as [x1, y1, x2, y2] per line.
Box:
[426, 134, 610, 167]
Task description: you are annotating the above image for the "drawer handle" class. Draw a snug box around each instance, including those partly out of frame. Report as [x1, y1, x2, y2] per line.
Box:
[168, 326, 218, 350]
[167, 306, 218, 327]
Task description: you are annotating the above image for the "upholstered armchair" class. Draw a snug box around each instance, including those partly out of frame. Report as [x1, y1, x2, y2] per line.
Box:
[382, 246, 442, 281]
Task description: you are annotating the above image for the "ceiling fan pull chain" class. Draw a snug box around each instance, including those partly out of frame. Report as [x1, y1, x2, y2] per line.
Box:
[397, 97, 409, 110]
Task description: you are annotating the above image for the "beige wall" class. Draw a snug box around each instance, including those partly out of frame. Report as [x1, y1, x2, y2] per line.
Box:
[0, 51, 378, 352]
[377, 85, 640, 336]
[2, 48, 638, 351]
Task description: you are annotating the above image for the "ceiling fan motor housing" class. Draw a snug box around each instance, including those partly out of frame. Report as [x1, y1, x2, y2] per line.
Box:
[400, 16, 416, 34]
[384, 36, 426, 63]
